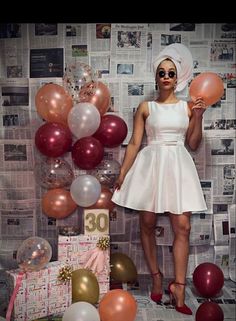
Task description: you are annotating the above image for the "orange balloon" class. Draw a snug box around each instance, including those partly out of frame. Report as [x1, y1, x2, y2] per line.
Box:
[98, 289, 137, 321]
[41, 188, 77, 219]
[189, 72, 224, 107]
[87, 185, 115, 211]
[35, 83, 73, 126]
[79, 81, 111, 116]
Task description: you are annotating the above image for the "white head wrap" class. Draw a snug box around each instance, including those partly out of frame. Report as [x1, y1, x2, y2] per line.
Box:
[153, 43, 193, 92]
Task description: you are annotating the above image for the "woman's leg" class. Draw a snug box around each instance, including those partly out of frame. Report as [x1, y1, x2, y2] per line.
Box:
[139, 211, 162, 295]
[169, 212, 191, 307]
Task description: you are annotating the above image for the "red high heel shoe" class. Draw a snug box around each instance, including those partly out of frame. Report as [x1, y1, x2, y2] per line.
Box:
[168, 281, 192, 315]
[150, 271, 163, 302]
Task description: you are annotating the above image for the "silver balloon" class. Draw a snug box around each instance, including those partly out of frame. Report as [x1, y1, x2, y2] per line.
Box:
[88, 159, 121, 187]
[62, 302, 100, 321]
[63, 62, 98, 104]
[70, 174, 101, 207]
[16, 236, 52, 272]
[35, 157, 74, 189]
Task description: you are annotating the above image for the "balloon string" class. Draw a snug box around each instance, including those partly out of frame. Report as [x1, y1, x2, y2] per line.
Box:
[6, 271, 25, 321]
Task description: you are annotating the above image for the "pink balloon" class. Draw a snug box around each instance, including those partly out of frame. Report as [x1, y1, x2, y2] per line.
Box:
[35, 122, 72, 157]
[79, 81, 111, 116]
[71, 136, 104, 170]
[93, 114, 128, 148]
[35, 83, 73, 126]
[189, 72, 224, 106]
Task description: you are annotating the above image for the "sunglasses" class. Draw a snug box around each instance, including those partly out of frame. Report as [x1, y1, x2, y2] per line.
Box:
[158, 70, 176, 78]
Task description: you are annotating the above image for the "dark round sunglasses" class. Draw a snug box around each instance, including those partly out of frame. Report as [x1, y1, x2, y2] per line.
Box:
[158, 70, 176, 78]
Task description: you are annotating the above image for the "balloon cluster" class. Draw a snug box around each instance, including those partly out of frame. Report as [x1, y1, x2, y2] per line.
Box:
[193, 262, 224, 321]
[34, 63, 127, 212]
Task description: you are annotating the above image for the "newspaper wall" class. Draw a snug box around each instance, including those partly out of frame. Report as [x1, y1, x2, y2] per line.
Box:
[0, 24, 235, 302]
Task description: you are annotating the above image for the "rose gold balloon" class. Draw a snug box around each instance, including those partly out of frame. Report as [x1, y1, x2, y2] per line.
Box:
[189, 72, 224, 107]
[87, 185, 115, 211]
[99, 289, 137, 321]
[79, 81, 111, 116]
[42, 188, 77, 219]
[35, 83, 73, 126]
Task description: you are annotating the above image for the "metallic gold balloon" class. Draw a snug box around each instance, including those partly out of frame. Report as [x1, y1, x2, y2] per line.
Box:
[72, 269, 99, 304]
[110, 252, 138, 283]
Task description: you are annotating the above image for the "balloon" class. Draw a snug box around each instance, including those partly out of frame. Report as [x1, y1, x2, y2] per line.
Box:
[189, 72, 224, 106]
[98, 289, 137, 321]
[67, 102, 101, 139]
[16, 236, 52, 272]
[79, 81, 111, 116]
[196, 302, 224, 321]
[193, 262, 224, 297]
[88, 159, 121, 187]
[35, 122, 72, 157]
[93, 114, 128, 148]
[72, 269, 99, 304]
[110, 252, 138, 283]
[86, 185, 115, 211]
[70, 175, 101, 207]
[71, 137, 104, 170]
[63, 62, 98, 104]
[62, 301, 100, 321]
[34, 157, 74, 189]
[42, 188, 77, 219]
[35, 83, 73, 126]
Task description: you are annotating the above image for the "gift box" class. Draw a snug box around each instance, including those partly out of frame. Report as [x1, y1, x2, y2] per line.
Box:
[6, 261, 71, 321]
[58, 234, 110, 297]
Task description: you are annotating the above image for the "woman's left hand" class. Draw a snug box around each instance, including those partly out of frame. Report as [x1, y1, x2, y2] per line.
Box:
[191, 97, 206, 118]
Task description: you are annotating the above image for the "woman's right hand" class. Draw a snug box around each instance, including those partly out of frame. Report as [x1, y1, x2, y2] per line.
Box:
[114, 174, 125, 191]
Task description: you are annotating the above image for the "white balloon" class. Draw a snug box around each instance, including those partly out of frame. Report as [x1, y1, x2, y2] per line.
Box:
[68, 102, 101, 139]
[70, 175, 101, 207]
[62, 301, 100, 321]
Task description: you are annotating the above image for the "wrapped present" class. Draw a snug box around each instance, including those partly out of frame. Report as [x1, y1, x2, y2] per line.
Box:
[6, 261, 71, 321]
[58, 234, 110, 297]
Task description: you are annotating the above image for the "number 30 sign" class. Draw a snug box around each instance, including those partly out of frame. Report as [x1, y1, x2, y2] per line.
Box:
[84, 209, 109, 235]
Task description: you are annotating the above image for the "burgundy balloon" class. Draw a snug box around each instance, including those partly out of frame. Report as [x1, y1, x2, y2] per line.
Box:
[93, 114, 128, 148]
[196, 302, 224, 321]
[35, 122, 72, 157]
[193, 262, 224, 298]
[71, 136, 104, 170]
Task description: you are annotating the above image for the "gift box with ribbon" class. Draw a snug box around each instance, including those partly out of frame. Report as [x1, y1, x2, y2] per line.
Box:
[6, 261, 71, 321]
[58, 234, 110, 297]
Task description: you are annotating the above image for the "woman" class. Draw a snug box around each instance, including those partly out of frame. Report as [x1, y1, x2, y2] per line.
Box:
[112, 44, 207, 315]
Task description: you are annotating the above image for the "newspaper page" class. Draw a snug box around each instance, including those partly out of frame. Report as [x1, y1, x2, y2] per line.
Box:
[0, 23, 29, 78]
[214, 245, 230, 278]
[109, 205, 126, 236]
[228, 203, 236, 282]
[120, 78, 155, 144]
[109, 24, 148, 78]
[206, 164, 235, 201]
[62, 23, 88, 65]
[213, 23, 236, 40]
[28, 23, 64, 49]
[205, 131, 235, 166]
[87, 23, 111, 52]
[189, 40, 211, 70]
[200, 180, 213, 213]
[194, 244, 215, 266]
[213, 213, 230, 245]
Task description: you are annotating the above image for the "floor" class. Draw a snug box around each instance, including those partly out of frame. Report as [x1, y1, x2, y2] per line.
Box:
[1, 276, 235, 321]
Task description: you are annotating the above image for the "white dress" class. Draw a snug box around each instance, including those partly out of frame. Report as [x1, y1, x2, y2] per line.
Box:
[112, 100, 207, 214]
